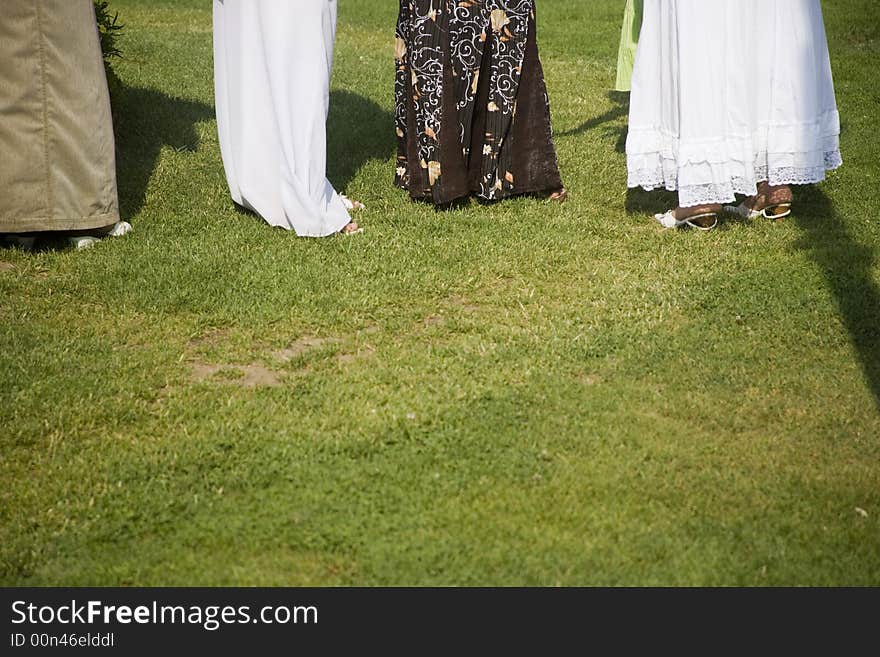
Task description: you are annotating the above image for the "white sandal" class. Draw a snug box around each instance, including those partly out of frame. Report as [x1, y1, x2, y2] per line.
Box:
[340, 195, 365, 211]
[653, 210, 719, 231]
[724, 202, 791, 220]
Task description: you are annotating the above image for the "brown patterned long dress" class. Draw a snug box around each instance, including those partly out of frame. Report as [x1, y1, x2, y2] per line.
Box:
[394, 0, 563, 205]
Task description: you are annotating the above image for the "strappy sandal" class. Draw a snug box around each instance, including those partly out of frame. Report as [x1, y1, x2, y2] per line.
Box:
[340, 195, 365, 211]
[724, 201, 792, 220]
[725, 184, 793, 221]
[653, 210, 719, 232]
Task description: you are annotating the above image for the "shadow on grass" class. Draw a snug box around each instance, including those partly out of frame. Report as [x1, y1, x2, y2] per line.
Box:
[624, 185, 677, 216]
[615, 6, 878, 404]
[557, 90, 629, 153]
[793, 186, 880, 411]
[326, 89, 395, 193]
[624, 178, 880, 409]
[111, 74, 215, 220]
[0, 76, 213, 252]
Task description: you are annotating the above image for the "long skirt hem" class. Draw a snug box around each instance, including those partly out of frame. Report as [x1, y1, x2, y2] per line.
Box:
[394, 0, 563, 206]
[626, 0, 841, 208]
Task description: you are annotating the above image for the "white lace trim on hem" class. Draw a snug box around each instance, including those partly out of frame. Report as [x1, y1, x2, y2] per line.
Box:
[627, 151, 842, 207]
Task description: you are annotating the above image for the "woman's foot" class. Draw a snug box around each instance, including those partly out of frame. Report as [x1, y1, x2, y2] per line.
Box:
[339, 196, 364, 233]
[340, 195, 365, 211]
[67, 221, 132, 250]
[725, 182, 793, 220]
[654, 204, 721, 231]
[548, 188, 568, 203]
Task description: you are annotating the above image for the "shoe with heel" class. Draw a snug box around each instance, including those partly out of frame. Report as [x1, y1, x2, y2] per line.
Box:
[653, 210, 719, 231]
[725, 184, 792, 221]
[724, 201, 792, 220]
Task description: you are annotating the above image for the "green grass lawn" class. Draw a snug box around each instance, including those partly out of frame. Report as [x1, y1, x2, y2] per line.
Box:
[1, 0, 879, 586]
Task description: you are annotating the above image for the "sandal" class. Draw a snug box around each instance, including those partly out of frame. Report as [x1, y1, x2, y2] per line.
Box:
[724, 201, 792, 220]
[340, 195, 365, 211]
[654, 210, 719, 231]
[725, 183, 792, 221]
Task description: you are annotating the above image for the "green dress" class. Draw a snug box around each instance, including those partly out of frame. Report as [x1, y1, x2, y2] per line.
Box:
[614, 0, 644, 92]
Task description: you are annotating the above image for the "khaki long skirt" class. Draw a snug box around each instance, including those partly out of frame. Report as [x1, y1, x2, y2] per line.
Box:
[0, 0, 119, 233]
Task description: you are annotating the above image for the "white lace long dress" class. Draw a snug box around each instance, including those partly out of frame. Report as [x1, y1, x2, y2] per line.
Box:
[213, 0, 351, 237]
[626, 0, 842, 208]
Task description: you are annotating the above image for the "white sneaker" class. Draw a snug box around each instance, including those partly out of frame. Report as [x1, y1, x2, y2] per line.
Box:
[107, 221, 133, 237]
[68, 236, 101, 250]
[67, 222, 132, 250]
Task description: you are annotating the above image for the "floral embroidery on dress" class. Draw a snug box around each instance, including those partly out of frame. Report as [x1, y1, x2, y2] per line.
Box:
[395, 0, 537, 201]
